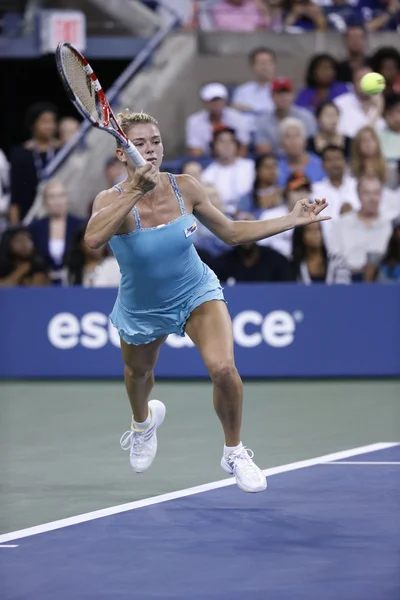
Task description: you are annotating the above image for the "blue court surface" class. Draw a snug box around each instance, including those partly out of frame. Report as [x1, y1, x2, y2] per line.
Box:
[1, 442, 399, 600]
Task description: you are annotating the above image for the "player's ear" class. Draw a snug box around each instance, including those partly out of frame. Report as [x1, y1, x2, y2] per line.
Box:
[116, 147, 127, 164]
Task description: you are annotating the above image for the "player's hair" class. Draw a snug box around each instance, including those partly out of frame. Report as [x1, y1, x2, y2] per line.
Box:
[115, 110, 159, 147]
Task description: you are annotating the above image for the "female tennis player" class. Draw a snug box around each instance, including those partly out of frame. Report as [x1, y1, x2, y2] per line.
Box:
[85, 111, 330, 493]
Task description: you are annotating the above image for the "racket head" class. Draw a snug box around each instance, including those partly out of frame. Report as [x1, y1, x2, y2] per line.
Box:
[56, 42, 146, 167]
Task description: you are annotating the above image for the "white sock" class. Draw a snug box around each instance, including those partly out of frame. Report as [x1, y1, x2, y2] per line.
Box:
[224, 442, 243, 456]
[132, 409, 151, 431]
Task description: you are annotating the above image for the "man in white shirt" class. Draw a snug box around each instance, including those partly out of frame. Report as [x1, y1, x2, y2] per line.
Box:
[186, 83, 251, 156]
[231, 47, 276, 113]
[328, 175, 392, 278]
[312, 145, 359, 240]
[202, 127, 255, 216]
[334, 66, 386, 138]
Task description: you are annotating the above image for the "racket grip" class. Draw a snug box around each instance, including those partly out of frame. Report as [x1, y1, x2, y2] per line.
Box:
[125, 141, 147, 167]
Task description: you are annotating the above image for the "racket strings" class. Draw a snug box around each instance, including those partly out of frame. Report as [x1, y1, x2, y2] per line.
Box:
[61, 47, 101, 122]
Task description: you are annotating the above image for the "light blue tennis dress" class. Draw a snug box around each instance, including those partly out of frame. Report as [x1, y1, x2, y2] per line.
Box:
[109, 173, 225, 345]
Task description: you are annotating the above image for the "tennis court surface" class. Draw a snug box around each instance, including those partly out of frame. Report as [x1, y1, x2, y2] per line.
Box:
[1, 380, 399, 599]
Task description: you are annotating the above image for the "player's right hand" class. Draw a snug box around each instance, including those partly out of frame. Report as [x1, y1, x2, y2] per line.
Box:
[130, 163, 159, 195]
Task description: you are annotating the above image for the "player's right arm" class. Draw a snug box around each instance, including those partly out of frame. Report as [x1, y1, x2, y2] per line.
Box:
[85, 163, 158, 249]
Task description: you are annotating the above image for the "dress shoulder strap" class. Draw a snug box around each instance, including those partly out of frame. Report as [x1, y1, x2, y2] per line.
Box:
[167, 173, 186, 216]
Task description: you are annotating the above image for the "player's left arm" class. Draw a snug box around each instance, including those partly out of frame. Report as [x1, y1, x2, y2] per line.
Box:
[185, 176, 331, 245]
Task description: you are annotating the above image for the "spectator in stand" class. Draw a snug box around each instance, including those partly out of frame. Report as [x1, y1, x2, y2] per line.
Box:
[104, 156, 127, 188]
[231, 47, 276, 113]
[209, 0, 270, 32]
[238, 153, 283, 217]
[186, 83, 250, 156]
[9, 103, 59, 224]
[201, 128, 255, 216]
[65, 227, 120, 286]
[376, 217, 400, 282]
[336, 25, 369, 83]
[58, 117, 80, 146]
[0, 149, 10, 237]
[334, 66, 386, 138]
[307, 101, 351, 158]
[257, 172, 312, 258]
[379, 94, 400, 167]
[284, 0, 327, 31]
[295, 54, 348, 114]
[369, 47, 400, 96]
[292, 222, 350, 284]
[312, 145, 359, 226]
[212, 212, 294, 283]
[254, 77, 317, 155]
[0, 226, 49, 287]
[350, 126, 387, 182]
[29, 180, 84, 285]
[324, 0, 362, 32]
[328, 175, 392, 279]
[360, 0, 400, 32]
[277, 117, 325, 187]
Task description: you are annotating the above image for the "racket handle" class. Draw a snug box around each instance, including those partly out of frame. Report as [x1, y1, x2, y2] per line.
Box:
[125, 140, 147, 167]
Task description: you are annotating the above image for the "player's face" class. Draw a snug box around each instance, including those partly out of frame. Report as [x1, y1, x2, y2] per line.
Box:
[44, 182, 68, 217]
[252, 52, 275, 82]
[124, 123, 163, 170]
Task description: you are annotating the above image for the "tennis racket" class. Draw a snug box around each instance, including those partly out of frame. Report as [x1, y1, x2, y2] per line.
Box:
[55, 41, 146, 167]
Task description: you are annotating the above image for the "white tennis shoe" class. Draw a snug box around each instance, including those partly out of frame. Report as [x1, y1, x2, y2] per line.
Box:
[221, 445, 267, 493]
[120, 399, 166, 473]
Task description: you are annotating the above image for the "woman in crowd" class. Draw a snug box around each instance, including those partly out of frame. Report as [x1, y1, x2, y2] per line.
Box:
[202, 128, 255, 216]
[350, 126, 387, 182]
[9, 103, 59, 224]
[29, 180, 84, 285]
[0, 226, 49, 287]
[295, 54, 348, 114]
[65, 227, 120, 287]
[307, 101, 351, 158]
[292, 221, 350, 284]
[277, 117, 325, 187]
[369, 47, 400, 96]
[365, 218, 400, 283]
[238, 153, 283, 218]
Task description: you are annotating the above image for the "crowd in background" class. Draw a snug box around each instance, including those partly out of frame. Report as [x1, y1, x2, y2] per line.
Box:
[0, 14, 399, 287]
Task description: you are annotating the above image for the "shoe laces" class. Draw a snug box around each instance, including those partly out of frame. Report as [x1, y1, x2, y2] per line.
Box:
[120, 429, 145, 455]
[228, 446, 257, 474]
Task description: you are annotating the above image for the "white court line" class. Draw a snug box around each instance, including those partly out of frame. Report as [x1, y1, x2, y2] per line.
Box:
[323, 461, 400, 465]
[0, 441, 398, 544]
[0, 545, 19, 548]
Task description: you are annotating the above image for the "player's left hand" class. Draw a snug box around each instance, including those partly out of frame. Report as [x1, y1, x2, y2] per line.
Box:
[290, 197, 331, 227]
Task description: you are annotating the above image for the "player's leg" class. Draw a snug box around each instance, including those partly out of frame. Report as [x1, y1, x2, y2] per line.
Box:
[120, 336, 167, 473]
[185, 300, 267, 493]
[121, 336, 166, 422]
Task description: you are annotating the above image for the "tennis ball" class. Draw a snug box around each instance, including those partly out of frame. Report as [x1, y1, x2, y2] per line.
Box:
[360, 72, 386, 95]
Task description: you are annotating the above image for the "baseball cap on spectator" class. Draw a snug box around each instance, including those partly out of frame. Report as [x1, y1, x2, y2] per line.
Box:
[200, 83, 228, 102]
[272, 78, 293, 93]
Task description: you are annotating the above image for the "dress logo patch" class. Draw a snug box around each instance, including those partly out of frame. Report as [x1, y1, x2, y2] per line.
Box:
[184, 222, 197, 238]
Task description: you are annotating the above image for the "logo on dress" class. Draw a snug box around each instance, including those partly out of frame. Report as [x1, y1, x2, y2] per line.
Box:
[184, 222, 197, 238]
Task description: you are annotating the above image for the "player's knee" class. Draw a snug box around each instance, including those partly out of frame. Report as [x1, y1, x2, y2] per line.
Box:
[125, 364, 153, 381]
[207, 360, 238, 387]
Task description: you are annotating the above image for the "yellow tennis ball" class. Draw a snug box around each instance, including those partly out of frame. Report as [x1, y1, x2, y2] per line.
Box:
[360, 72, 386, 95]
